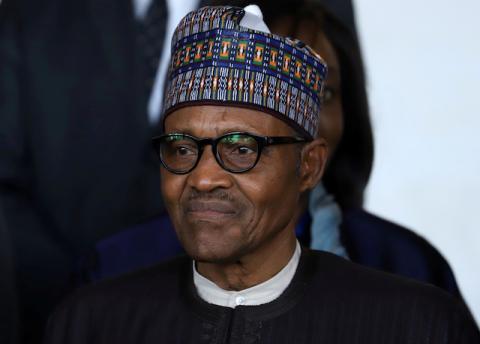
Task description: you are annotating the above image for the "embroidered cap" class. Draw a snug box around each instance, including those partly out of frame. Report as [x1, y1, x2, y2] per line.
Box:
[162, 5, 328, 138]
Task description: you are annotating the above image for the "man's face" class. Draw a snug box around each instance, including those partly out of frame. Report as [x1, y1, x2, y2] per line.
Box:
[161, 106, 305, 263]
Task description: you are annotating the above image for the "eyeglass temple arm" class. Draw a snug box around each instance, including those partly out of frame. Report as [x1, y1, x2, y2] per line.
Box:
[265, 136, 310, 145]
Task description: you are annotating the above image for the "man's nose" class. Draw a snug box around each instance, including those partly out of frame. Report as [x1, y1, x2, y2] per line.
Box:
[186, 147, 233, 192]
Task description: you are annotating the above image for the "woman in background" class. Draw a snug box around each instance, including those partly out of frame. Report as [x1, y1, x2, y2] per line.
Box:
[256, 0, 461, 296]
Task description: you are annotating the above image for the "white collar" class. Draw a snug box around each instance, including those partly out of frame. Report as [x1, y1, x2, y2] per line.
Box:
[193, 241, 301, 308]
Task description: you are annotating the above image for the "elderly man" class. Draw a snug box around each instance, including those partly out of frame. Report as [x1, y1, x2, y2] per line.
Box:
[45, 5, 479, 343]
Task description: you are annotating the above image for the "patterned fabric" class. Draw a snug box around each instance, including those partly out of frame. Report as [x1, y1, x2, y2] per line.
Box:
[162, 6, 328, 138]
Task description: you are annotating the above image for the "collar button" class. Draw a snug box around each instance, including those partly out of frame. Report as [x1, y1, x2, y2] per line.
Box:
[235, 295, 246, 306]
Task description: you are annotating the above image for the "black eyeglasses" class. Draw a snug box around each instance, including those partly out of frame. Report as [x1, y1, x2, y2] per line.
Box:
[152, 132, 310, 174]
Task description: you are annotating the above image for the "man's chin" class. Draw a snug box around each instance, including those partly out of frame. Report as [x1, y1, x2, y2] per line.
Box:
[182, 241, 247, 264]
[174, 220, 250, 262]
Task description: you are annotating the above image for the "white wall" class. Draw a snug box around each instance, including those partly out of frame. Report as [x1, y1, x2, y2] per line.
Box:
[354, 0, 480, 324]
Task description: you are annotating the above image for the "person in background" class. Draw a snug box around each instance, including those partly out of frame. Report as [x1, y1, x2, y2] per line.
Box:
[85, 0, 461, 301]
[253, 0, 462, 297]
[0, 0, 202, 341]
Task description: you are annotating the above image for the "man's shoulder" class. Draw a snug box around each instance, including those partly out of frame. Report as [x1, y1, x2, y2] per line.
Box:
[45, 255, 193, 342]
[301, 250, 480, 342]
[61, 255, 191, 310]
[306, 249, 463, 309]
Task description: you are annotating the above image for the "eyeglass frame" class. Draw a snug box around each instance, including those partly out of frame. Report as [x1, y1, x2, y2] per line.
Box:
[151, 131, 311, 174]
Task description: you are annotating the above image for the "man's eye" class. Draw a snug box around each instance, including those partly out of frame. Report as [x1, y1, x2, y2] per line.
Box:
[220, 135, 258, 157]
[235, 146, 255, 155]
[176, 146, 196, 156]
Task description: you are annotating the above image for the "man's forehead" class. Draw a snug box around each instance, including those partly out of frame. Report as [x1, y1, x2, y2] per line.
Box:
[164, 105, 293, 136]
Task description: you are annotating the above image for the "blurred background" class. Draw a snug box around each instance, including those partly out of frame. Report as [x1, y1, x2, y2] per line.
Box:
[354, 0, 480, 324]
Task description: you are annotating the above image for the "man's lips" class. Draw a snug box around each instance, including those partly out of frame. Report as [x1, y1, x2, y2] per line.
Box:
[185, 200, 237, 218]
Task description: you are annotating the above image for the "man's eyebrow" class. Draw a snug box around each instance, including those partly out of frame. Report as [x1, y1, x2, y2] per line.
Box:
[166, 125, 264, 136]
[166, 128, 195, 135]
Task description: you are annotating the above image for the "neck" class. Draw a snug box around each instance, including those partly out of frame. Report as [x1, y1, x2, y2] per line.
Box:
[196, 229, 297, 291]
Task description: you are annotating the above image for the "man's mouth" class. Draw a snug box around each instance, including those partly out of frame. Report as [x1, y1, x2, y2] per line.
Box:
[185, 200, 237, 219]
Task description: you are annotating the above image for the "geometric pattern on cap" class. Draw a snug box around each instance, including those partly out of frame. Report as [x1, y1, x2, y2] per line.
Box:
[163, 6, 328, 138]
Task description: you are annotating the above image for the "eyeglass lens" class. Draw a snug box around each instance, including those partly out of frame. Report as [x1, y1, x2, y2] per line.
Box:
[160, 134, 198, 173]
[159, 133, 260, 173]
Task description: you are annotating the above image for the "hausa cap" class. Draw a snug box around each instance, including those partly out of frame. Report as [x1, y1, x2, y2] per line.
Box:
[162, 5, 328, 138]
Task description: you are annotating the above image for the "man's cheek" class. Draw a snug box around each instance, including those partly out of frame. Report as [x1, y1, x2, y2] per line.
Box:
[160, 176, 183, 206]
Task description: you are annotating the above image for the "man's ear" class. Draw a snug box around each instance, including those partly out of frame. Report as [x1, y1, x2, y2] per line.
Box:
[298, 138, 328, 193]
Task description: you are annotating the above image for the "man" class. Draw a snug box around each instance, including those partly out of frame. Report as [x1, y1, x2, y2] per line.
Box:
[45, 5, 480, 343]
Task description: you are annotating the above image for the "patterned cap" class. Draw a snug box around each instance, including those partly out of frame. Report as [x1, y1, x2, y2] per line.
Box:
[162, 6, 328, 138]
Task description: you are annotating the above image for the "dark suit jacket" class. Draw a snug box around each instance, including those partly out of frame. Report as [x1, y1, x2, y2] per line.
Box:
[0, 0, 164, 340]
[0, 204, 18, 344]
[49, 250, 480, 343]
